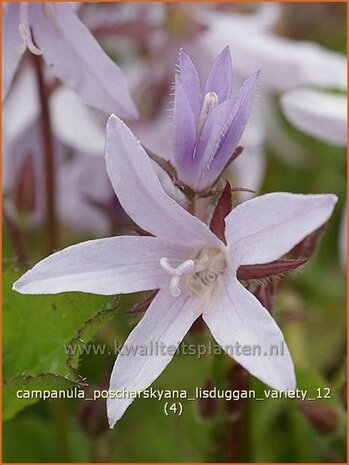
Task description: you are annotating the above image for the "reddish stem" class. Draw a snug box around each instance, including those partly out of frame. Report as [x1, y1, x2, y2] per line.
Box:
[226, 364, 250, 462]
[32, 54, 58, 253]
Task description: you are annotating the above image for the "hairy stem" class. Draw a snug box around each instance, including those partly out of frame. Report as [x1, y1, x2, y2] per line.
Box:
[32, 54, 58, 253]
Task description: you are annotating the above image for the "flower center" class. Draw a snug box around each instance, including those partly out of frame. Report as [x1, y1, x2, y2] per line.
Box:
[160, 248, 226, 298]
[17, 3, 43, 56]
[197, 92, 219, 131]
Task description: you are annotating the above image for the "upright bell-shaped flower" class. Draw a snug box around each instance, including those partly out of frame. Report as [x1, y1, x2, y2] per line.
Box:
[3, 2, 138, 118]
[173, 47, 259, 193]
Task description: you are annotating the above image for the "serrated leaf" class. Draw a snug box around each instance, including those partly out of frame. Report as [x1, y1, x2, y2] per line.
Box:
[3, 267, 117, 420]
[4, 268, 113, 379]
[66, 305, 117, 379]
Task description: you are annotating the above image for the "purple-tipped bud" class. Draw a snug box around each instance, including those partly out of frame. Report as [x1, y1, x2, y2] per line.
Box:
[173, 47, 259, 193]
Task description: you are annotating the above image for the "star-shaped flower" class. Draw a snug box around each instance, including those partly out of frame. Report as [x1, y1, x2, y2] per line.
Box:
[13, 115, 337, 427]
[3, 2, 138, 118]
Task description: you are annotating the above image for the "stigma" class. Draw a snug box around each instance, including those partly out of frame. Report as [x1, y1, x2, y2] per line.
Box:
[17, 3, 43, 56]
[160, 258, 195, 297]
[160, 248, 227, 299]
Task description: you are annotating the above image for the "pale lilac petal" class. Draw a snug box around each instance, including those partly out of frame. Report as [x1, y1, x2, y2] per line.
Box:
[105, 115, 221, 248]
[13, 236, 194, 295]
[281, 88, 347, 147]
[30, 3, 138, 118]
[225, 193, 337, 266]
[3, 66, 39, 145]
[205, 46, 233, 102]
[3, 120, 46, 226]
[173, 75, 197, 183]
[178, 49, 203, 120]
[57, 152, 113, 235]
[50, 87, 106, 155]
[194, 97, 239, 190]
[200, 18, 346, 91]
[3, 3, 22, 100]
[228, 111, 266, 198]
[4, 118, 64, 227]
[107, 289, 199, 427]
[198, 72, 259, 191]
[198, 4, 281, 35]
[207, 71, 259, 175]
[203, 276, 295, 390]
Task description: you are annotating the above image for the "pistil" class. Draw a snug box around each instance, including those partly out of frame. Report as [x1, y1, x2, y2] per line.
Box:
[160, 258, 195, 297]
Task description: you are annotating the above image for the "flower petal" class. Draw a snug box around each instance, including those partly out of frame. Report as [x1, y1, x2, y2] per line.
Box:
[194, 97, 239, 191]
[281, 88, 347, 147]
[13, 236, 194, 295]
[225, 192, 337, 266]
[178, 48, 203, 121]
[200, 16, 346, 91]
[107, 288, 199, 427]
[173, 75, 197, 184]
[205, 46, 233, 102]
[105, 115, 221, 248]
[30, 3, 138, 118]
[227, 108, 266, 198]
[50, 87, 106, 155]
[56, 152, 113, 235]
[203, 276, 295, 390]
[207, 72, 259, 177]
[3, 3, 22, 100]
[197, 72, 259, 192]
[3, 66, 39, 146]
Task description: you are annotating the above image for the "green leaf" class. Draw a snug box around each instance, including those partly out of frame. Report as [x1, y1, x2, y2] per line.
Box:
[3, 373, 77, 421]
[66, 306, 118, 380]
[3, 267, 117, 420]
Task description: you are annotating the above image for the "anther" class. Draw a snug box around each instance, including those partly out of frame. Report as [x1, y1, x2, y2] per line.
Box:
[198, 92, 219, 131]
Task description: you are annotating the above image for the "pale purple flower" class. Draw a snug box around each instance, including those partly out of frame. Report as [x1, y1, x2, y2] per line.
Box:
[3, 119, 64, 227]
[3, 2, 138, 118]
[13, 115, 337, 426]
[174, 47, 259, 192]
[199, 6, 346, 92]
[50, 86, 106, 156]
[57, 152, 128, 236]
[281, 87, 347, 272]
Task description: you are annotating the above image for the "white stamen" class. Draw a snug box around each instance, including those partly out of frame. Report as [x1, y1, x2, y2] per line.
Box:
[198, 92, 219, 131]
[160, 258, 195, 297]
